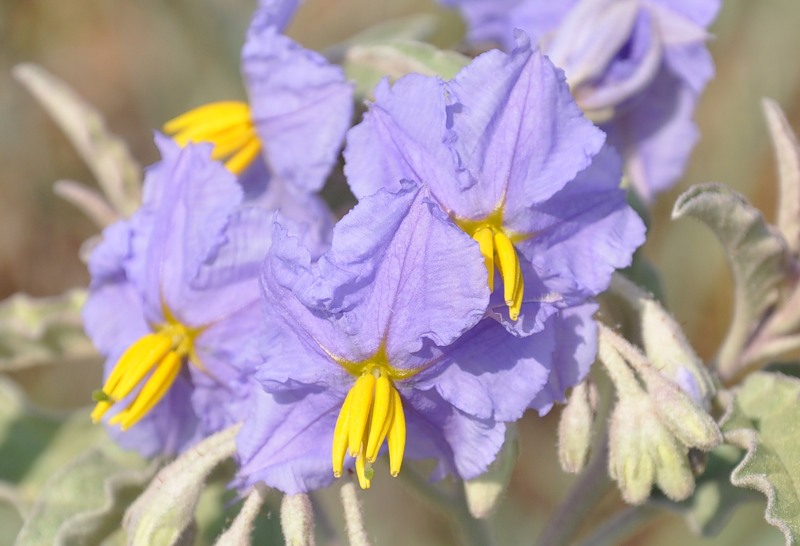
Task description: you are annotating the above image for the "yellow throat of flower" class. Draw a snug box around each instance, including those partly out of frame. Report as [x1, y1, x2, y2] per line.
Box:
[331, 350, 418, 489]
[455, 209, 526, 321]
[91, 311, 203, 430]
[164, 101, 262, 175]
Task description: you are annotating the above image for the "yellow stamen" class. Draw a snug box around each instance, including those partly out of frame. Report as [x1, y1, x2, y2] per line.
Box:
[454, 209, 528, 321]
[110, 351, 182, 430]
[473, 227, 496, 292]
[330, 347, 412, 488]
[387, 388, 406, 477]
[493, 231, 523, 321]
[332, 388, 355, 478]
[92, 313, 203, 429]
[164, 101, 261, 175]
[365, 375, 392, 462]
[347, 373, 376, 457]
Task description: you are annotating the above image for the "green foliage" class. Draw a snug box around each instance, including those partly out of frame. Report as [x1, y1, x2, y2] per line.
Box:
[13, 64, 142, 219]
[721, 372, 800, 544]
[124, 425, 241, 546]
[763, 98, 800, 254]
[672, 183, 789, 378]
[343, 39, 469, 99]
[0, 290, 96, 372]
[672, 445, 760, 537]
[15, 446, 159, 546]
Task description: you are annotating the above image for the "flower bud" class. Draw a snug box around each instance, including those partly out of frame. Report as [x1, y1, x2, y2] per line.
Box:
[557, 380, 597, 473]
[464, 425, 518, 519]
[608, 394, 657, 505]
[608, 393, 697, 504]
[638, 364, 722, 451]
[639, 296, 716, 407]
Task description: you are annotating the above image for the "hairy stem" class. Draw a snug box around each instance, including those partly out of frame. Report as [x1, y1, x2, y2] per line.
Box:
[535, 432, 612, 546]
[340, 481, 371, 546]
[398, 465, 495, 546]
[575, 504, 659, 546]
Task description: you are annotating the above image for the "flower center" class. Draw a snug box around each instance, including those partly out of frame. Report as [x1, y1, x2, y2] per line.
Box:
[454, 209, 526, 321]
[91, 311, 203, 430]
[164, 101, 261, 175]
[331, 349, 418, 489]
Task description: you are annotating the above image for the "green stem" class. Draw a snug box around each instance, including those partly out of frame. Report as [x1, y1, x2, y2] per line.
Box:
[574, 504, 659, 546]
[397, 465, 495, 546]
[535, 432, 612, 546]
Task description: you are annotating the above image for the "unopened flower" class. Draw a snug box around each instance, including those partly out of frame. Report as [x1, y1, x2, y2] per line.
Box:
[164, 4, 353, 192]
[599, 324, 721, 504]
[441, 0, 720, 201]
[345, 32, 644, 335]
[84, 135, 328, 456]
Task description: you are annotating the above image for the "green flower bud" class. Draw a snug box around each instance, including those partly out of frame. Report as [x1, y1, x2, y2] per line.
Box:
[609, 393, 697, 504]
[557, 380, 597, 473]
[640, 364, 723, 451]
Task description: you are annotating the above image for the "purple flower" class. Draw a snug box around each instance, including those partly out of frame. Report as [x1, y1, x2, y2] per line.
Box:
[164, 4, 353, 193]
[84, 135, 329, 457]
[238, 182, 509, 492]
[236, 182, 604, 493]
[344, 33, 645, 337]
[441, 0, 719, 201]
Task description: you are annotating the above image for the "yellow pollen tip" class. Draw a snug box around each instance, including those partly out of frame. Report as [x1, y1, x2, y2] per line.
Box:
[331, 368, 408, 488]
[164, 101, 261, 175]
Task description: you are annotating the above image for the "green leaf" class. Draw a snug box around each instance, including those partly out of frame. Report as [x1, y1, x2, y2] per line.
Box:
[0, 290, 98, 372]
[672, 183, 790, 379]
[763, 98, 800, 254]
[124, 424, 241, 546]
[13, 63, 141, 217]
[15, 445, 158, 546]
[343, 39, 469, 99]
[721, 372, 800, 544]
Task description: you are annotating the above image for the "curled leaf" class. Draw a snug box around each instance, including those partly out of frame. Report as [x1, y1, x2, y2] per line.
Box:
[13, 63, 141, 217]
[672, 183, 789, 380]
[763, 98, 800, 254]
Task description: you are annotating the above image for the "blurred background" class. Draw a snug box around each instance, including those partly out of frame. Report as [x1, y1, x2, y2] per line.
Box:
[1, 0, 798, 544]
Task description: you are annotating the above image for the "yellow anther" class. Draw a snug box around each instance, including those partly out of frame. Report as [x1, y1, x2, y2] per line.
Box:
[332, 388, 355, 478]
[90, 400, 113, 423]
[110, 351, 182, 430]
[348, 373, 376, 457]
[91, 333, 172, 422]
[108, 334, 173, 403]
[473, 227, 496, 292]
[387, 388, 406, 477]
[225, 138, 262, 175]
[511, 259, 524, 321]
[164, 101, 261, 175]
[493, 231, 523, 320]
[92, 315, 200, 429]
[365, 375, 392, 462]
[455, 210, 528, 322]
